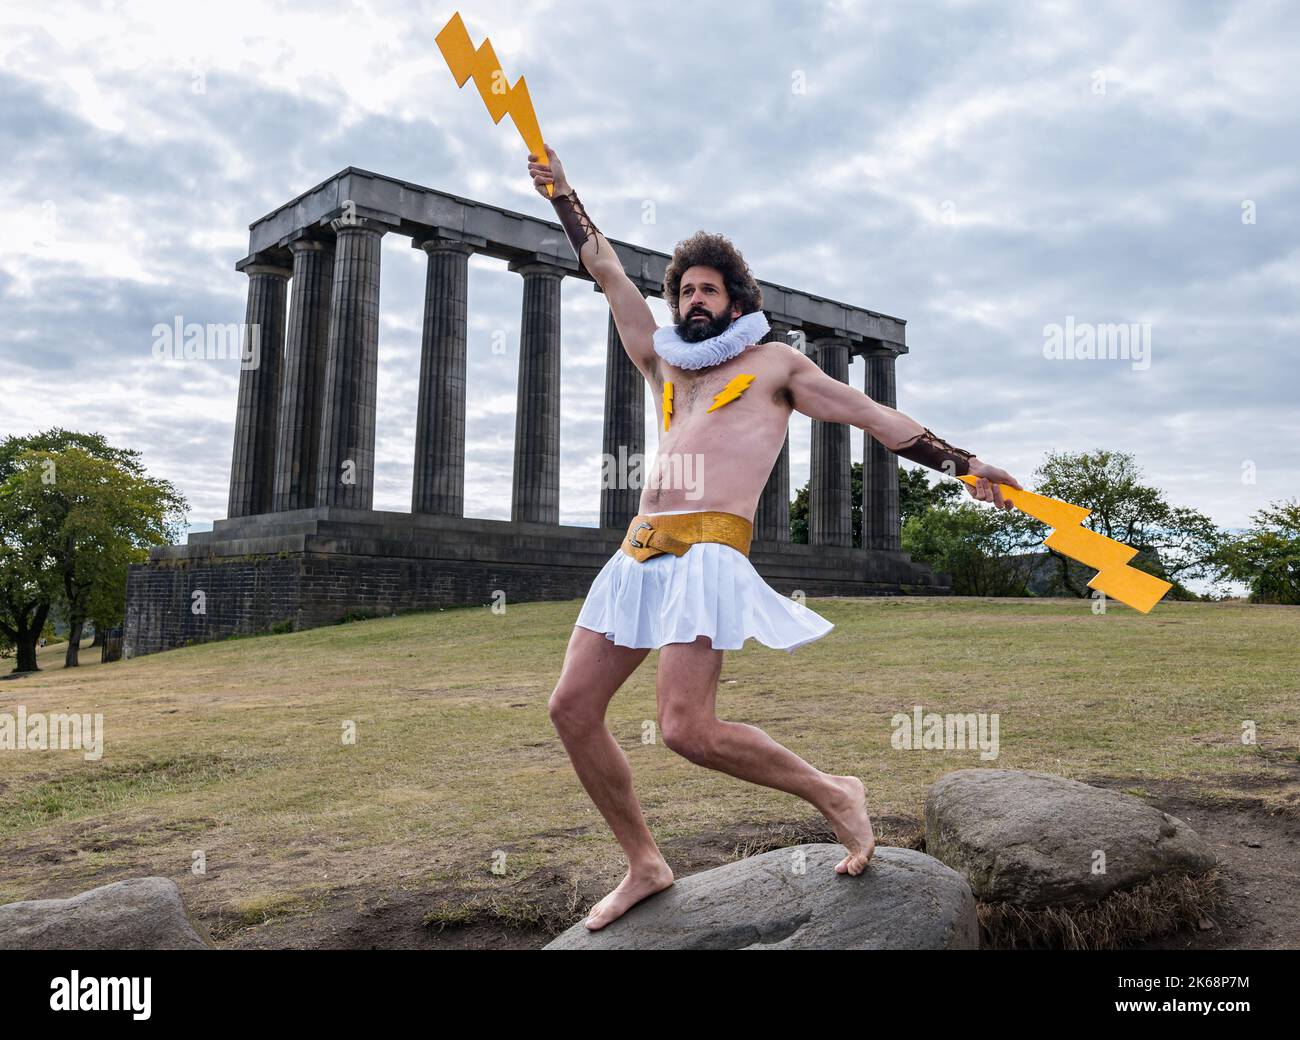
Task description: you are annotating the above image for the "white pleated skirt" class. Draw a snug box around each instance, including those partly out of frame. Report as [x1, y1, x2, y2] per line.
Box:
[574, 510, 835, 654]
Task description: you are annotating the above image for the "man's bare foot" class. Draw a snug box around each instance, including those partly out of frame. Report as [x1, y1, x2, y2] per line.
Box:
[584, 861, 675, 930]
[823, 775, 876, 876]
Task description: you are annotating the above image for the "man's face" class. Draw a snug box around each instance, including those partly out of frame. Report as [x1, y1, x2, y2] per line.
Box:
[676, 266, 739, 342]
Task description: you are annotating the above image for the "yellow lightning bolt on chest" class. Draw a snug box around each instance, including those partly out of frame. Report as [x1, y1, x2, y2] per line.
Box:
[661, 375, 755, 430]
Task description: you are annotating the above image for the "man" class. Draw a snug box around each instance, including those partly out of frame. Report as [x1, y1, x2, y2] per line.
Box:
[527, 145, 1023, 930]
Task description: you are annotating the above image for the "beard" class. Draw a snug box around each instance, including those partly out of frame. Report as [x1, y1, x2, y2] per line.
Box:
[676, 308, 734, 342]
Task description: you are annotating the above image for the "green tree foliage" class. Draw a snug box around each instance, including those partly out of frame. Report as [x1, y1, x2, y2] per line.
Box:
[902, 502, 1040, 596]
[899, 449, 1223, 602]
[0, 457, 61, 673]
[1211, 498, 1300, 604]
[899, 465, 961, 525]
[0, 429, 187, 671]
[1033, 450, 1220, 599]
[790, 462, 946, 545]
[790, 483, 810, 544]
[0, 427, 145, 482]
[790, 449, 1230, 603]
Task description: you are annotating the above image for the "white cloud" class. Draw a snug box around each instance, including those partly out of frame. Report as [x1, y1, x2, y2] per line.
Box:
[0, 0, 1295, 554]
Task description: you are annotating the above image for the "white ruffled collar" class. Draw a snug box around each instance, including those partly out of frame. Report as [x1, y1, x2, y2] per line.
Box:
[652, 310, 770, 370]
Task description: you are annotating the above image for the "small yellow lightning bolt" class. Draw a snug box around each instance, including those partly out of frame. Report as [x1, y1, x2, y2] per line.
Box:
[663, 382, 673, 430]
[958, 475, 1174, 613]
[707, 374, 756, 412]
[436, 12, 552, 196]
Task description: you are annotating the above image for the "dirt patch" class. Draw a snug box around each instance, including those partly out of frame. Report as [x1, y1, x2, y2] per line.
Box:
[207, 814, 925, 950]
[204, 781, 1298, 951]
[214, 883, 550, 950]
[1077, 775, 1300, 950]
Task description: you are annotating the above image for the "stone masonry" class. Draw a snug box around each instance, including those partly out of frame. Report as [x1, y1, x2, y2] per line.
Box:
[125, 168, 950, 657]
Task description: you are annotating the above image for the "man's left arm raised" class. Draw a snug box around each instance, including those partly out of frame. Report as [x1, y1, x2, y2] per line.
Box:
[783, 348, 1023, 508]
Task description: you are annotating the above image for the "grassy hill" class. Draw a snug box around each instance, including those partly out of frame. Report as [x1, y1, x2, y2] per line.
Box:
[1, 595, 1297, 946]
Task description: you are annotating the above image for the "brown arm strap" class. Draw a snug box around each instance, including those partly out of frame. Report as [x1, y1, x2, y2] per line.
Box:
[892, 426, 977, 477]
[551, 188, 603, 279]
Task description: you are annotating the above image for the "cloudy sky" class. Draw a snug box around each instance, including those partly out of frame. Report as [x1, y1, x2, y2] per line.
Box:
[2, 0, 1296, 563]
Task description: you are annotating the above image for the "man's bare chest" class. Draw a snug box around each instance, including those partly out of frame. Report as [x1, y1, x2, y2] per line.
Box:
[652, 351, 793, 429]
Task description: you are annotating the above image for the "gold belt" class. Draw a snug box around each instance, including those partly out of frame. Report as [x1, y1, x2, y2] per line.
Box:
[620, 511, 754, 563]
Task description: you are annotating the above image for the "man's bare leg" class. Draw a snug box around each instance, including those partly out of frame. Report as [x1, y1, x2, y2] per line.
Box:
[656, 635, 876, 876]
[548, 625, 675, 929]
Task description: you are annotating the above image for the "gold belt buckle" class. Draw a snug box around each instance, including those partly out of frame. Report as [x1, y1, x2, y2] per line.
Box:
[627, 519, 653, 548]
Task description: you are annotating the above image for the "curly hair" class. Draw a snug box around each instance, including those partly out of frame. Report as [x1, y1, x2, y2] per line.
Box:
[662, 231, 763, 325]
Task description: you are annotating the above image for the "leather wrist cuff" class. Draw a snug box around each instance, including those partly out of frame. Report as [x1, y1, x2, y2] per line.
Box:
[551, 188, 602, 278]
[893, 426, 977, 477]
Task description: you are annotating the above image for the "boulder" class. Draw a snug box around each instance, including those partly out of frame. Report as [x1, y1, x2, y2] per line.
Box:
[545, 844, 978, 949]
[925, 769, 1217, 908]
[0, 877, 213, 950]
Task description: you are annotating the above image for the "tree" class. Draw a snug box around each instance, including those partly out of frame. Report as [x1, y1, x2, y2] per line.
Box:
[0, 428, 144, 482]
[789, 465, 862, 544]
[791, 462, 945, 545]
[0, 470, 59, 673]
[1032, 450, 1220, 599]
[789, 483, 810, 544]
[0, 430, 187, 671]
[896, 449, 1225, 602]
[902, 502, 1041, 596]
[1211, 498, 1300, 604]
[899, 465, 961, 526]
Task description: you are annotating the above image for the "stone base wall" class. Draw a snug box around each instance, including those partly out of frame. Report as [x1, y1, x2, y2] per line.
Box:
[124, 507, 951, 657]
[124, 552, 606, 657]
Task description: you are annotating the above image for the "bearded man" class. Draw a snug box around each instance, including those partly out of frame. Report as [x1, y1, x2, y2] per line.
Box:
[527, 145, 1022, 930]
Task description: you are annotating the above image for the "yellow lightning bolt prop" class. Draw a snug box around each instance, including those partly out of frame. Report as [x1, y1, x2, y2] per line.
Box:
[707, 374, 756, 412]
[957, 475, 1174, 613]
[662, 382, 673, 431]
[435, 12, 553, 197]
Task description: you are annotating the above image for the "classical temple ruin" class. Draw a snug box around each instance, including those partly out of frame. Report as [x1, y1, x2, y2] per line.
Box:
[123, 167, 948, 656]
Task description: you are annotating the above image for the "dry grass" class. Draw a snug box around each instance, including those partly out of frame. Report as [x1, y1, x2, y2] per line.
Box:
[1, 597, 1296, 938]
[978, 866, 1230, 949]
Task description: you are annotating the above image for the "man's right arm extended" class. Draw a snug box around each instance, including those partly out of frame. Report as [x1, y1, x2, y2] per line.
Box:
[527, 145, 657, 370]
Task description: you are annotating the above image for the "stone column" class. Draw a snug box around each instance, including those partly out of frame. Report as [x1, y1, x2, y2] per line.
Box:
[809, 336, 853, 547]
[863, 347, 901, 551]
[227, 259, 291, 518]
[412, 240, 474, 515]
[600, 305, 645, 529]
[272, 237, 334, 512]
[765, 319, 801, 351]
[508, 259, 564, 524]
[754, 319, 799, 542]
[755, 429, 792, 542]
[315, 219, 385, 509]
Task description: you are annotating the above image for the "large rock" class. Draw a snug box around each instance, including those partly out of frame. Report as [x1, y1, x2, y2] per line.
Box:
[925, 769, 1217, 908]
[545, 844, 978, 949]
[0, 877, 213, 950]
